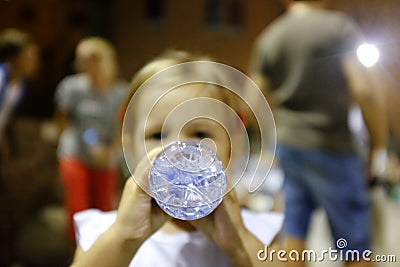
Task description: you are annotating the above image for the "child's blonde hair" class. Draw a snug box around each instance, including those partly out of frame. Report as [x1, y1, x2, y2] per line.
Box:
[76, 37, 119, 81]
[121, 50, 241, 122]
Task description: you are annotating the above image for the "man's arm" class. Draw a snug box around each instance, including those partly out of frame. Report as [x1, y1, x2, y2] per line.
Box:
[342, 56, 388, 178]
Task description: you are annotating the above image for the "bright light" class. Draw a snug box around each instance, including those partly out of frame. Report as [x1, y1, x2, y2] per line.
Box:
[357, 44, 380, 67]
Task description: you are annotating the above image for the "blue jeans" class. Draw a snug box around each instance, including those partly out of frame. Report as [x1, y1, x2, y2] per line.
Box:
[277, 144, 371, 252]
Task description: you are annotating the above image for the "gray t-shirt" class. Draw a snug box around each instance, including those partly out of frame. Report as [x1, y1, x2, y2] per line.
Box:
[55, 74, 128, 163]
[252, 9, 362, 153]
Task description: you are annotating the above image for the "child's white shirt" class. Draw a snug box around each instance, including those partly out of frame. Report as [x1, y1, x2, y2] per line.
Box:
[74, 209, 284, 267]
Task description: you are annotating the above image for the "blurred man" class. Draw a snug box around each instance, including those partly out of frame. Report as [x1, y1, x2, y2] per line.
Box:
[0, 28, 39, 149]
[250, 1, 388, 266]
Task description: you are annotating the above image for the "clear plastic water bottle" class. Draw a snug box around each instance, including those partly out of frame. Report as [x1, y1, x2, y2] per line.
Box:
[149, 140, 227, 220]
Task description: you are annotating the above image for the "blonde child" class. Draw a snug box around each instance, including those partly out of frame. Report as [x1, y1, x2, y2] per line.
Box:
[71, 51, 284, 267]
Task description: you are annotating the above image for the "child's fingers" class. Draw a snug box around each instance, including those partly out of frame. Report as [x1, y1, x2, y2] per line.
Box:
[222, 189, 241, 211]
[150, 202, 170, 232]
[131, 147, 163, 195]
[119, 147, 163, 213]
[189, 187, 239, 233]
[116, 147, 165, 238]
[189, 215, 215, 239]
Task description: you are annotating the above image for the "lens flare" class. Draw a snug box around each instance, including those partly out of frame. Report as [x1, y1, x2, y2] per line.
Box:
[357, 44, 380, 67]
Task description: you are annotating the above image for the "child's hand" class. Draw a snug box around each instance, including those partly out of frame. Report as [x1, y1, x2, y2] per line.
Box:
[112, 147, 169, 243]
[71, 148, 170, 267]
[189, 188, 248, 257]
[189, 188, 278, 267]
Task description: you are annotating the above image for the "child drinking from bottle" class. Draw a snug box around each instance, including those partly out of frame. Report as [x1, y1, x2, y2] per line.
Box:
[71, 51, 284, 267]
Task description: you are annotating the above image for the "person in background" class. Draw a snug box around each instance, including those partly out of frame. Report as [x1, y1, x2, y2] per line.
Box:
[249, 0, 388, 266]
[0, 28, 40, 266]
[55, 37, 128, 239]
[0, 28, 39, 157]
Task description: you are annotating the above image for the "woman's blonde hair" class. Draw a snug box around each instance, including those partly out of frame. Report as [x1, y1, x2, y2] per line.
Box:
[76, 37, 119, 80]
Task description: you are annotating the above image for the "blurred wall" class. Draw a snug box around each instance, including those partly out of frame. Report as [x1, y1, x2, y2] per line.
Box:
[110, 0, 284, 77]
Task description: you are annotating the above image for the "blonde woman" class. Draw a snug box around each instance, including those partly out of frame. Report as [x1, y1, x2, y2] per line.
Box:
[55, 37, 128, 239]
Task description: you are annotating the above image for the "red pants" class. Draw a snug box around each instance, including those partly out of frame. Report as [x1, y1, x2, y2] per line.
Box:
[59, 158, 118, 239]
